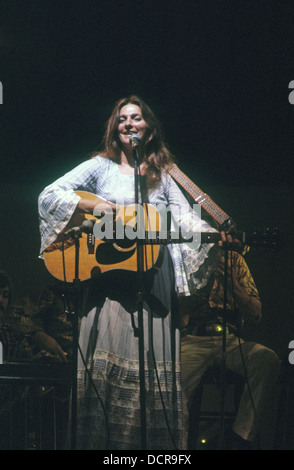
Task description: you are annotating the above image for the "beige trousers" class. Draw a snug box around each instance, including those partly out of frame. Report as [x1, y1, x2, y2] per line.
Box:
[181, 333, 280, 441]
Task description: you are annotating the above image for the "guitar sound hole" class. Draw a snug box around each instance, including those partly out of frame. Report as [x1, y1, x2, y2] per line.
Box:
[96, 243, 136, 265]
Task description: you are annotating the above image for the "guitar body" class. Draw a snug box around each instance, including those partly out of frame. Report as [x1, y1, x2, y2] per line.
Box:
[44, 191, 162, 282]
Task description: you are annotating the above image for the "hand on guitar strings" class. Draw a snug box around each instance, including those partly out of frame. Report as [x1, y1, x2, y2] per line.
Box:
[77, 197, 118, 217]
[93, 200, 118, 219]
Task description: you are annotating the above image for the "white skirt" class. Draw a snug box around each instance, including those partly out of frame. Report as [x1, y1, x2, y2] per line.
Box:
[76, 247, 184, 450]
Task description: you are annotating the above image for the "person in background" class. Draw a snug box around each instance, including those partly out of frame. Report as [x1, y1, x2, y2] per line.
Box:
[180, 250, 280, 450]
[0, 269, 32, 449]
[1, 271, 72, 449]
[30, 283, 73, 363]
[0, 269, 33, 362]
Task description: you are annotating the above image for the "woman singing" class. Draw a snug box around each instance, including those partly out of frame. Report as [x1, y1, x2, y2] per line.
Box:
[38, 95, 218, 450]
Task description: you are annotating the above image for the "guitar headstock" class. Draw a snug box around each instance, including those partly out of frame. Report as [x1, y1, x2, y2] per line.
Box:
[245, 227, 283, 251]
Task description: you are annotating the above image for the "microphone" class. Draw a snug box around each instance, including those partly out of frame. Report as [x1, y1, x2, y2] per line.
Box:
[129, 133, 141, 148]
[63, 219, 96, 238]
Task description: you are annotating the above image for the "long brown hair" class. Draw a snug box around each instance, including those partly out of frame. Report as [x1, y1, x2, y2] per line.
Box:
[98, 95, 175, 185]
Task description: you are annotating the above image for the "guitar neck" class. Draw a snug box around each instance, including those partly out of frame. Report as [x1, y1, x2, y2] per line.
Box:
[99, 227, 280, 249]
[109, 231, 242, 245]
[137, 230, 276, 248]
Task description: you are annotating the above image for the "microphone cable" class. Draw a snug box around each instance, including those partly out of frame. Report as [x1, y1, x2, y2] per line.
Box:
[77, 341, 110, 449]
[61, 208, 178, 450]
[140, 190, 179, 450]
[149, 311, 179, 450]
[229, 250, 260, 449]
[61, 240, 110, 449]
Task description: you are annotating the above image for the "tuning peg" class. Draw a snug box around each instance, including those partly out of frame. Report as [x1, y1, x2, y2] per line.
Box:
[250, 226, 283, 251]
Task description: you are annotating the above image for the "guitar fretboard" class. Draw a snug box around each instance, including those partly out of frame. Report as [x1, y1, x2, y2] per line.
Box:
[100, 231, 240, 245]
[140, 231, 222, 244]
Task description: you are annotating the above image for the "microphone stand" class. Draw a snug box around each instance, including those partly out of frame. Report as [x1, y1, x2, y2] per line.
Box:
[218, 247, 229, 450]
[61, 220, 96, 449]
[69, 234, 82, 450]
[131, 141, 147, 450]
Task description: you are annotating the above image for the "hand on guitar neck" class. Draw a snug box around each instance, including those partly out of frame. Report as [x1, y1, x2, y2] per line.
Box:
[218, 225, 243, 251]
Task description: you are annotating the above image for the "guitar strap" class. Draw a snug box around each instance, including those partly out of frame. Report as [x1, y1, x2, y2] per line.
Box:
[166, 163, 234, 229]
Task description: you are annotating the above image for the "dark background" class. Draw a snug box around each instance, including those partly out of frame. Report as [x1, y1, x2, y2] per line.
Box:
[1, 0, 294, 360]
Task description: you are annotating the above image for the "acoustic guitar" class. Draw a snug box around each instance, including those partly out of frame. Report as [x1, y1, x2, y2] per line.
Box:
[43, 191, 281, 282]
